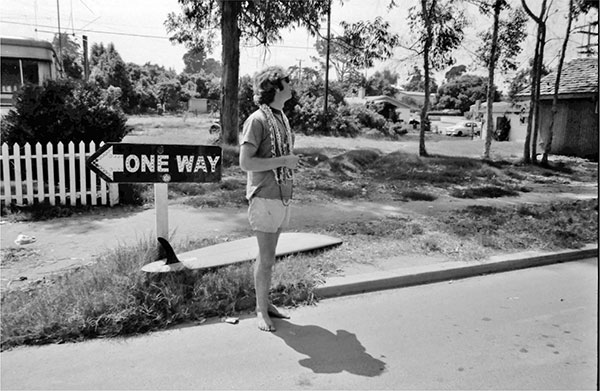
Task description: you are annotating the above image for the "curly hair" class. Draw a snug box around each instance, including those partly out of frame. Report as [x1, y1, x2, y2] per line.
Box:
[252, 66, 288, 106]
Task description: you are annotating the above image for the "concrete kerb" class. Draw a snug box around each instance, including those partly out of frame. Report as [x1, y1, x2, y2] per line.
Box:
[314, 244, 599, 299]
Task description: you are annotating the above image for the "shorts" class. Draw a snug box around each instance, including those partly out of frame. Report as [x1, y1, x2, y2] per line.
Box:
[248, 197, 291, 233]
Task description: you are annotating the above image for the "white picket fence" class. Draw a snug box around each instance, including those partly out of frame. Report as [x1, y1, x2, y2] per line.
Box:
[0, 141, 119, 207]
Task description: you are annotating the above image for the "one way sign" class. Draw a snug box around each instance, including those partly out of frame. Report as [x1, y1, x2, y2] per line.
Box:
[87, 143, 222, 183]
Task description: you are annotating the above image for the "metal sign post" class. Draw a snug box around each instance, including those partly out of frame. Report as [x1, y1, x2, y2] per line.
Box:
[87, 143, 222, 251]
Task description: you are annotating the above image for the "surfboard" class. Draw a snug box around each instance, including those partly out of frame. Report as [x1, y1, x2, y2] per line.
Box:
[141, 232, 343, 273]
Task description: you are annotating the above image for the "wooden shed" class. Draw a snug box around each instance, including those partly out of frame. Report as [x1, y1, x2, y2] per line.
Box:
[516, 57, 598, 160]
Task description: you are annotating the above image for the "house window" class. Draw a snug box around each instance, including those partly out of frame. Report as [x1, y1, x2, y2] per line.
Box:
[1, 58, 21, 93]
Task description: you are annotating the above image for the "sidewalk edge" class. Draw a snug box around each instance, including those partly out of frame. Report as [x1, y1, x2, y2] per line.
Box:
[314, 244, 598, 299]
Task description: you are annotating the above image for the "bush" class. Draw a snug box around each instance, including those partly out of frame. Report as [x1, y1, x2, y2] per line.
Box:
[350, 105, 387, 131]
[1, 79, 129, 145]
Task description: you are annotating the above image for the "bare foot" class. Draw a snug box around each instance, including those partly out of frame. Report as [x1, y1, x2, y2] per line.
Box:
[267, 303, 290, 319]
[257, 311, 276, 332]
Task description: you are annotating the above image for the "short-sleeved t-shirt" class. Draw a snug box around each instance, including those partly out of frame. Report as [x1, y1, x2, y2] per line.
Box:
[240, 108, 294, 201]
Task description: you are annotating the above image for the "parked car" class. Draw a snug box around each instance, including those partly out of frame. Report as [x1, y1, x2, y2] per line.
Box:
[445, 121, 481, 137]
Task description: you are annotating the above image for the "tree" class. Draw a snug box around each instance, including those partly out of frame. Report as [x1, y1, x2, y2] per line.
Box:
[203, 58, 222, 77]
[506, 60, 550, 101]
[507, 68, 530, 100]
[541, 0, 574, 165]
[444, 64, 467, 81]
[366, 69, 399, 96]
[183, 48, 207, 74]
[434, 74, 497, 113]
[403, 66, 439, 92]
[337, 17, 400, 77]
[52, 33, 82, 79]
[404, 0, 467, 156]
[521, 0, 550, 164]
[166, 1, 334, 146]
[89, 43, 134, 112]
[476, 1, 527, 159]
[182, 47, 222, 77]
[313, 35, 361, 83]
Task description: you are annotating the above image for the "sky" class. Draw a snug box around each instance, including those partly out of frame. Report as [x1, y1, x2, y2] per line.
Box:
[1, 0, 597, 91]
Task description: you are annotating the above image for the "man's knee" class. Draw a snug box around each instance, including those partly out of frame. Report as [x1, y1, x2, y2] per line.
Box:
[256, 231, 279, 264]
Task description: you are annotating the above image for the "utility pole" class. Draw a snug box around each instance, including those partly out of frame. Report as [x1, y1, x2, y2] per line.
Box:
[323, 0, 331, 115]
[296, 58, 302, 84]
[83, 35, 89, 81]
[56, 0, 63, 73]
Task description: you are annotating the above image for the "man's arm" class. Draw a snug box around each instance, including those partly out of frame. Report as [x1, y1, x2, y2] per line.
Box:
[239, 143, 300, 172]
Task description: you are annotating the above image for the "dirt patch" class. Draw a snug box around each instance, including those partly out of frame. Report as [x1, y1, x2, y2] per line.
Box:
[2, 181, 596, 291]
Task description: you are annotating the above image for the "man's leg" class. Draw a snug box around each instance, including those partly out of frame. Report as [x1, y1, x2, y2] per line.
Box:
[254, 230, 280, 332]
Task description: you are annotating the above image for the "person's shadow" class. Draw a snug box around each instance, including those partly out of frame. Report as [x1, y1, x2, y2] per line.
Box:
[274, 320, 386, 376]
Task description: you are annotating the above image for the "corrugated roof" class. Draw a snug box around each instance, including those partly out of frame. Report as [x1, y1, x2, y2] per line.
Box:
[516, 57, 598, 98]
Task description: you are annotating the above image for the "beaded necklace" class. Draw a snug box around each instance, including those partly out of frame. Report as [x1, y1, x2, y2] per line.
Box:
[259, 104, 294, 185]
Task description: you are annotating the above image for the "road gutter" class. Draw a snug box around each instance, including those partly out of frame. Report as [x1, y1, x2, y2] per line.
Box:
[315, 244, 598, 299]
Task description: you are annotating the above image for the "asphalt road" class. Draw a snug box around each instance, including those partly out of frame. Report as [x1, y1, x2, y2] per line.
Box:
[1, 258, 597, 390]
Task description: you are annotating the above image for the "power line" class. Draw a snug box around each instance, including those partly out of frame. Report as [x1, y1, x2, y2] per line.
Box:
[1, 20, 174, 39]
[3, 19, 317, 50]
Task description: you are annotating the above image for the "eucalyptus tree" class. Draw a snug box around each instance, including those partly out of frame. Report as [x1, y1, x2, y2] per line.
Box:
[165, 0, 334, 145]
[403, 0, 467, 156]
[52, 33, 83, 79]
[521, 0, 550, 164]
[313, 17, 399, 85]
[475, 0, 527, 159]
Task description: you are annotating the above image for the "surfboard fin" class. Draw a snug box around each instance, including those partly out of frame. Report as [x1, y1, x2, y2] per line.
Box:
[157, 237, 181, 265]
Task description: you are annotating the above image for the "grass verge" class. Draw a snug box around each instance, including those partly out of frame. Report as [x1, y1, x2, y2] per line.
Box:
[1, 199, 596, 351]
[0, 235, 338, 350]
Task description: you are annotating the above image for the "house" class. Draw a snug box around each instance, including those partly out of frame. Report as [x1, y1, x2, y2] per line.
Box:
[188, 98, 209, 114]
[469, 100, 529, 142]
[346, 94, 416, 123]
[515, 57, 599, 160]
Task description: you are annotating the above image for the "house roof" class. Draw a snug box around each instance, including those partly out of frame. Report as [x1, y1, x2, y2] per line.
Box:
[396, 90, 426, 98]
[472, 101, 524, 113]
[345, 95, 414, 109]
[516, 57, 598, 99]
[365, 95, 413, 109]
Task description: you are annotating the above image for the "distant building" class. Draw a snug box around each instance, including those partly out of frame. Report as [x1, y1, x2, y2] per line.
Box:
[470, 100, 528, 142]
[188, 97, 209, 114]
[346, 94, 414, 123]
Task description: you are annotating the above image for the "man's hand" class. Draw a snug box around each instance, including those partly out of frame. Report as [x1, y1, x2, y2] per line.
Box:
[283, 154, 302, 169]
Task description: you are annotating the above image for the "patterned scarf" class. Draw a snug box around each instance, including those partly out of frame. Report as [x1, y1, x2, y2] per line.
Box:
[259, 104, 294, 185]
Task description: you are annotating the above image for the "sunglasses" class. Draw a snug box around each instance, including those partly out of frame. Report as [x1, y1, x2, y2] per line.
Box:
[279, 76, 290, 84]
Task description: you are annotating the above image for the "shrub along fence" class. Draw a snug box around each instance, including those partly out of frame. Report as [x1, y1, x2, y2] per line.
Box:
[0, 141, 118, 207]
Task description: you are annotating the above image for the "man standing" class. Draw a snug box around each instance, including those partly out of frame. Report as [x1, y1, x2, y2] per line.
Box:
[239, 66, 302, 332]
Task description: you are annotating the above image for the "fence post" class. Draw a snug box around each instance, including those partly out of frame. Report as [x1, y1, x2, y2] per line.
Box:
[68, 142, 77, 206]
[89, 141, 97, 206]
[35, 142, 44, 203]
[24, 143, 34, 205]
[78, 141, 87, 206]
[108, 183, 119, 206]
[47, 142, 56, 205]
[13, 143, 23, 205]
[57, 142, 66, 204]
[1, 143, 12, 205]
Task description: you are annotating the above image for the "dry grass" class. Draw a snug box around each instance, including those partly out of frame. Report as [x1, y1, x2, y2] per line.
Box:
[1, 114, 597, 350]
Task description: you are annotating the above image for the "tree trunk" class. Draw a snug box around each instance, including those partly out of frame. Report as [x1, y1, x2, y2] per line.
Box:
[541, 0, 573, 166]
[523, 33, 539, 164]
[521, 0, 547, 164]
[531, 22, 546, 163]
[483, 0, 502, 160]
[419, 0, 433, 157]
[220, 0, 241, 146]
